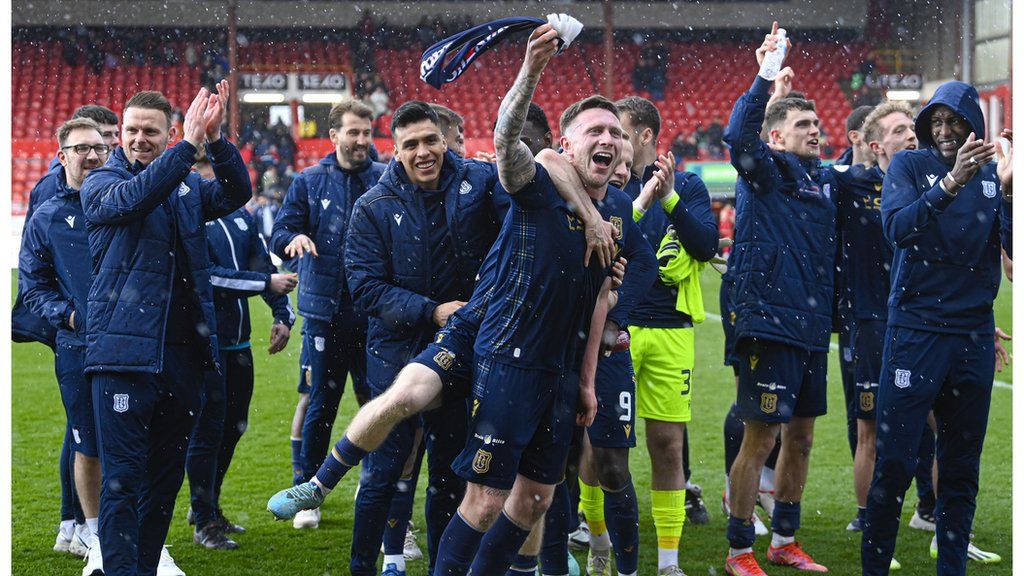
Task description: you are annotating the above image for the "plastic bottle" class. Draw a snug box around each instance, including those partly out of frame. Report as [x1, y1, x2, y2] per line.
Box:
[759, 28, 788, 81]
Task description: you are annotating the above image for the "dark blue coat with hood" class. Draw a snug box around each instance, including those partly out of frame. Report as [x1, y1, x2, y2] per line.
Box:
[269, 152, 386, 322]
[881, 80, 1012, 334]
[18, 175, 92, 349]
[345, 151, 508, 389]
[723, 75, 838, 352]
[79, 138, 251, 373]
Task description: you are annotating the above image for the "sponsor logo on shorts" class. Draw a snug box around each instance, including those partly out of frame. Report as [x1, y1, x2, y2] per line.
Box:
[472, 449, 492, 474]
[433, 349, 455, 371]
[860, 391, 875, 412]
[113, 394, 130, 413]
[314, 336, 325, 352]
[474, 433, 504, 446]
[756, 381, 786, 391]
[894, 369, 912, 389]
[623, 424, 632, 438]
[387, 518, 398, 528]
[759, 393, 777, 414]
[983, 180, 997, 199]
[749, 355, 759, 370]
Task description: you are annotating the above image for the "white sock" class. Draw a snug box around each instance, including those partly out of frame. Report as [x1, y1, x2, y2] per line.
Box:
[657, 548, 678, 570]
[311, 476, 333, 497]
[85, 518, 99, 538]
[724, 474, 731, 502]
[729, 547, 753, 557]
[760, 467, 776, 492]
[685, 479, 696, 491]
[590, 531, 611, 552]
[383, 554, 405, 571]
[59, 519, 75, 538]
[771, 532, 795, 547]
[75, 522, 91, 540]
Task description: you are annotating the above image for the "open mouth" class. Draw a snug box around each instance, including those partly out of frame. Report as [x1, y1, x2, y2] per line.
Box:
[592, 152, 613, 167]
[807, 139, 819, 147]
[414, 158, 437, 171]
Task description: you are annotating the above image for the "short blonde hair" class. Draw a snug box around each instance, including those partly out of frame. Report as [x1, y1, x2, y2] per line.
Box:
[862, 101, 914, 144]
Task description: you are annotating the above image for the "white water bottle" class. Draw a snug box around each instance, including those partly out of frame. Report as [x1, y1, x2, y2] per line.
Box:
[758, 28, 788, 81]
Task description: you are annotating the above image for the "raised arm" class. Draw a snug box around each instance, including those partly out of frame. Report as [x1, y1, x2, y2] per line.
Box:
[535, 148, 615, 267]
[198, 81, 252, 220]
[494, 24, 559, 194]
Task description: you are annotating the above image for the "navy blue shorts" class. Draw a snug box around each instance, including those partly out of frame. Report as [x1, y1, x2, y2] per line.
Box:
[410, 314, 477, 401]
[587, 349, 636, 449]
[452, 358, 578, 490]
[55, 343, 96, 457]
[852, 320, 885, 420]
[296, 330, 311, 394]
[303, 315, 368, 400]
[736, 338, 828, 423]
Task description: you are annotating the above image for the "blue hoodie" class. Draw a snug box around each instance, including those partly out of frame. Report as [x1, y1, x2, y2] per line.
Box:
[882, 81, 1011, 334]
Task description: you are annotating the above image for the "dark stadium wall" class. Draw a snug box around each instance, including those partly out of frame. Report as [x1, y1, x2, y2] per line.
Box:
[13, 0, 869, 31]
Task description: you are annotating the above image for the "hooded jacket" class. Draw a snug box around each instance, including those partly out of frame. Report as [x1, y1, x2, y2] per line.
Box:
[269, 152, 386, 322]
[206, 208, 295, 348]
[18, 175, 92, 349]
[345, 151, 508, 389]
[80, 138, 251, 373]
[723, 75, 838, 352]
[882, 80, 1011, 334]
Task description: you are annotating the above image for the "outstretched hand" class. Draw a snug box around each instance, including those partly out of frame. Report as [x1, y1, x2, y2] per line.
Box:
[204, 79, 230, 142]
[523, 24, 560, 78]
[755, 21, 791, 67]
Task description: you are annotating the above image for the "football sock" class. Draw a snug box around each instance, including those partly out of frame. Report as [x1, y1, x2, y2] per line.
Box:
[578, 479, 607, 537]
[651, 489, 685, 569]
[540, 482, 570, 576]
[290, 437, 303, 483]
[771, 500, 800, 537]
[315, 435, 366, 491]
[507, 554, 538, 576]
[604, 480, 639, 575]
[470, 511, 532, 576]
[435, 512, 486, 576]
[727, 515, 756, 550]
[382, 475, 416, 556]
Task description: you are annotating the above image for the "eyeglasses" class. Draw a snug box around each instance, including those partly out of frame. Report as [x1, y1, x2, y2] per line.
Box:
[61, 144, 111, 156]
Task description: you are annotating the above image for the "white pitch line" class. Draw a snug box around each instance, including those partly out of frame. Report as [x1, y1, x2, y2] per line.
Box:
[701, 312, 1012, 390]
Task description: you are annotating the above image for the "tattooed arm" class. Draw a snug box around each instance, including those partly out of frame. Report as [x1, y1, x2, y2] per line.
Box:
[494, 24, 559, 194]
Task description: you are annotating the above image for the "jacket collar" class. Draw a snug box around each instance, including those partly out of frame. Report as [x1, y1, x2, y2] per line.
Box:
[109, 145, 149, 175]
[380, 150, 464, 200]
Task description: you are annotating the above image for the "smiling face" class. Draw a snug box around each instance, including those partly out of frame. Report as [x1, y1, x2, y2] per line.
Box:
[393, 119, 447, 190]
[929, 105, 969, 159]
[873, 111, 918, 165]
[58, 127, 107, 190]
[560, 107, 624, 191]
[121, 107, 174, 166]
[331, 112, 373, 169]
[772, 108, 821, 160]
[609, 139, 634, 190]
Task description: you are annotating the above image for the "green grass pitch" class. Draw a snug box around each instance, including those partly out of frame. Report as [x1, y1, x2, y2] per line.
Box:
[11, 271, 1012, 575]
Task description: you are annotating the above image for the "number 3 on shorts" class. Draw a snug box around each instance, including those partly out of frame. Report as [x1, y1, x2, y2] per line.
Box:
[680, 369, 692, 397]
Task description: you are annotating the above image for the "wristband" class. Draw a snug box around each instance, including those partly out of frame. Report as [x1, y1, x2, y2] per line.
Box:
[632, 201, 647, 222]
[661, 190, 681, 213]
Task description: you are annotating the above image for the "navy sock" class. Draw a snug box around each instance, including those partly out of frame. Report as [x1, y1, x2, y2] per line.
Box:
[723, 404, 745, 475]
[383, 475, 416, 555]
[316, 435, 367, 490]
[435, 512, 485, 576]
[290, 438, 303, 480]
[507, 554, 538, 576]
[727, 515, 756, 549]
[771, 500, 801, 537]
[605, 480, 639, 575]
[540, 483, 570, 575]
[470, 511, 532, 576]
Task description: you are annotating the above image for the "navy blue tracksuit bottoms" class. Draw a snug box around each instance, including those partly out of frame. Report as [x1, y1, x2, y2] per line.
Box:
[93, 343, 203, 576]
[862, 327, 994, 576]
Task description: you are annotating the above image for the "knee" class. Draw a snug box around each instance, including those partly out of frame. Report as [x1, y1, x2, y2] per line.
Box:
[507, 490, 553, 525]
[596, 458, 631, 491]
[461, 486, 508, 528]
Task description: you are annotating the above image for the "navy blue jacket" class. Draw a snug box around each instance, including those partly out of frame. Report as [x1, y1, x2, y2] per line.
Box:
[723, 76, 838, 352]
[833, 164, 890, 322]
[270, 153, 386, 322]
[628, 165, 719, 328]
[13, 165, 67, 348]
[882, 81, 1011, 334]
[206, 208, 295, 348]
[80, 138, 252, 373]
[18, 177, 92, 348]
[345, 151, 507, 388]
